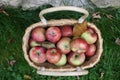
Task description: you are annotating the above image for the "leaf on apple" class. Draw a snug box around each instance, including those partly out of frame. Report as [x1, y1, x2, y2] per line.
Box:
[73, 21, 87, 37]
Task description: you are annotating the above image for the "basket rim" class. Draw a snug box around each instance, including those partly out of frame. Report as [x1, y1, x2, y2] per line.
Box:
[22, 19, 103, 72]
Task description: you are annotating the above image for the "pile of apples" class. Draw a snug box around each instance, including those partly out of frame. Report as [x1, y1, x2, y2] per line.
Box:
[29, 25, 97, 66]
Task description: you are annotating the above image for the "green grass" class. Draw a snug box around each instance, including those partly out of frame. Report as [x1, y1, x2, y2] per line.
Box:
[0, 5, 120, 80]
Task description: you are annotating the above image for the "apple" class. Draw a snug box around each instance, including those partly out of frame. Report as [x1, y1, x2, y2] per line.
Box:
[46, 27, 61, 43]
[31, 27, 45, 42]
[46, 48, 62, 64]
[67, 52, 85, 66]
[57, 37, 71, 54]
[86, 44, 96, 57]
[29, 38, 41, 47]
[81, 27, 97, 44]
[70, 38, 88, 53]
[29, 46, 46, 64]
[41, 41, 55, 49]
[55, 54, 67, 66]
[60, 25, 73, 37]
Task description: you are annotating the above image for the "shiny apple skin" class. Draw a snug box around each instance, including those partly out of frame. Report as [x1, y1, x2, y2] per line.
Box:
[46, 27, 61, 43]
[29, 46, 46, 64]
[46, 48, 62, 64]
[86, 44, 96, 57]
[60, 25, 73, 37]
[70, 38, 88, 53]
[31, 27, 45, 42]
[57, 37, 71, 54]
[67, 52, 85, 66]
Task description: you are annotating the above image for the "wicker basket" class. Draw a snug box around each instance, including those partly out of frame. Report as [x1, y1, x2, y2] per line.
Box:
[22, 6, 103, 76]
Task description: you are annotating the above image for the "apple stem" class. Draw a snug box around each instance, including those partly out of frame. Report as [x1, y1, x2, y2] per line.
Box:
[51, 31, 56, 37]
[36, 52, 40, 56]
[51, 49, 56, 54]
[65, 45, 69, 49]
[75, 54, 79, 58]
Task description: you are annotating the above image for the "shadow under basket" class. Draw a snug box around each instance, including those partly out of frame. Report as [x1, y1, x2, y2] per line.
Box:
[22, 6, 103, 76]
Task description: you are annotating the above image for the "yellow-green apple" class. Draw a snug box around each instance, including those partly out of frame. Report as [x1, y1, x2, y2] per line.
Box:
[41, 41, 55, 49]
[29, 46, 46, 64]
[86, 44, 96, 57]
[60, 25, 73, 37]
[81, 28, 97, 44]
[46, 48, 62, 64]
[67, 52, 85, 66]
[29, 38, 41, 47]
[31, 27, 45, 42]
[70, 38, 88, 53]
[55, 54, 67, 66]
[57, 37, 71, 54]
[46, 27, 61, 43]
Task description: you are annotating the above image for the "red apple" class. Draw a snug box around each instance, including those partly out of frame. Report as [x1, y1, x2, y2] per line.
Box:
[81, 28, 97, 44]
[29, 46, 46, 64]
[55, 54, 67, 66]
[70, 38, 88, 53]
[67, 52, 85, 66]
[86, 44, 96, 57]
[57, 37, 71, 54]
[46, 48, 61, 64]
[31, 27, 45, 42]
[46, 27, 61, 43]
[60, 25, 73, 37]
[29, 38, 41, 47]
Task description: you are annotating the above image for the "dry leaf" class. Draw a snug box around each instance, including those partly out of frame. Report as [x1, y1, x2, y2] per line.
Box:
[77, 76, 80, 80]
[51, 78, 56, 80]
[9, 60, 16, 66]
[115, 38, 120, 45]
[92, 12, 101, 19]
[106, 14, 114, 19]
[0, 7, 9, 16]
[73, 21, 87, 37]
[7, 38, 14, 43]
[24, 75, 31, 80]
[100, 72, 104, 78]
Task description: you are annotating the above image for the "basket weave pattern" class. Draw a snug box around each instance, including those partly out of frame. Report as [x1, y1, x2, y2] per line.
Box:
[22, 19, 103, 71]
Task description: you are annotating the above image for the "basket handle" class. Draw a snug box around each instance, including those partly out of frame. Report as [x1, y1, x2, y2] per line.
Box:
[37, 67, 88, 76]
[39, 6, 89, 25]
[37, 70, 88, 76]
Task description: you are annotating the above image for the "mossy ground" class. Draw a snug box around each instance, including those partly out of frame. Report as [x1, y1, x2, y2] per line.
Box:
[0, 5, 120, 80]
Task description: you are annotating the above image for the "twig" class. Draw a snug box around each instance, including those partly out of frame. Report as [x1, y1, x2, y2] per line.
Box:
[0, 7, 9, 16]
[77, 76, 80, 80]
[115, 38, 120, 46]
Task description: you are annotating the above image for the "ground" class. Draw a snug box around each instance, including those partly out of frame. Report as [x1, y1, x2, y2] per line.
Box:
[0, 5, 120, 80]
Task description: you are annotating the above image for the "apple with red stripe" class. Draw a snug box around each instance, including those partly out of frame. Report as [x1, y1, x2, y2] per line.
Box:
[86, 44, 96, 57]
[55, 54, 67, 66]
[57, 37, 71, 54]
[81, 27, 97, 44]
[70, 38, 88, 53]
[46, 48, 62, 64]
[46, 27, 61, 43]
[67, 52, 85, 66]
[29, 46, 46, 64]
[31, 27, 46, 42]
[60, 25, 73, 37]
